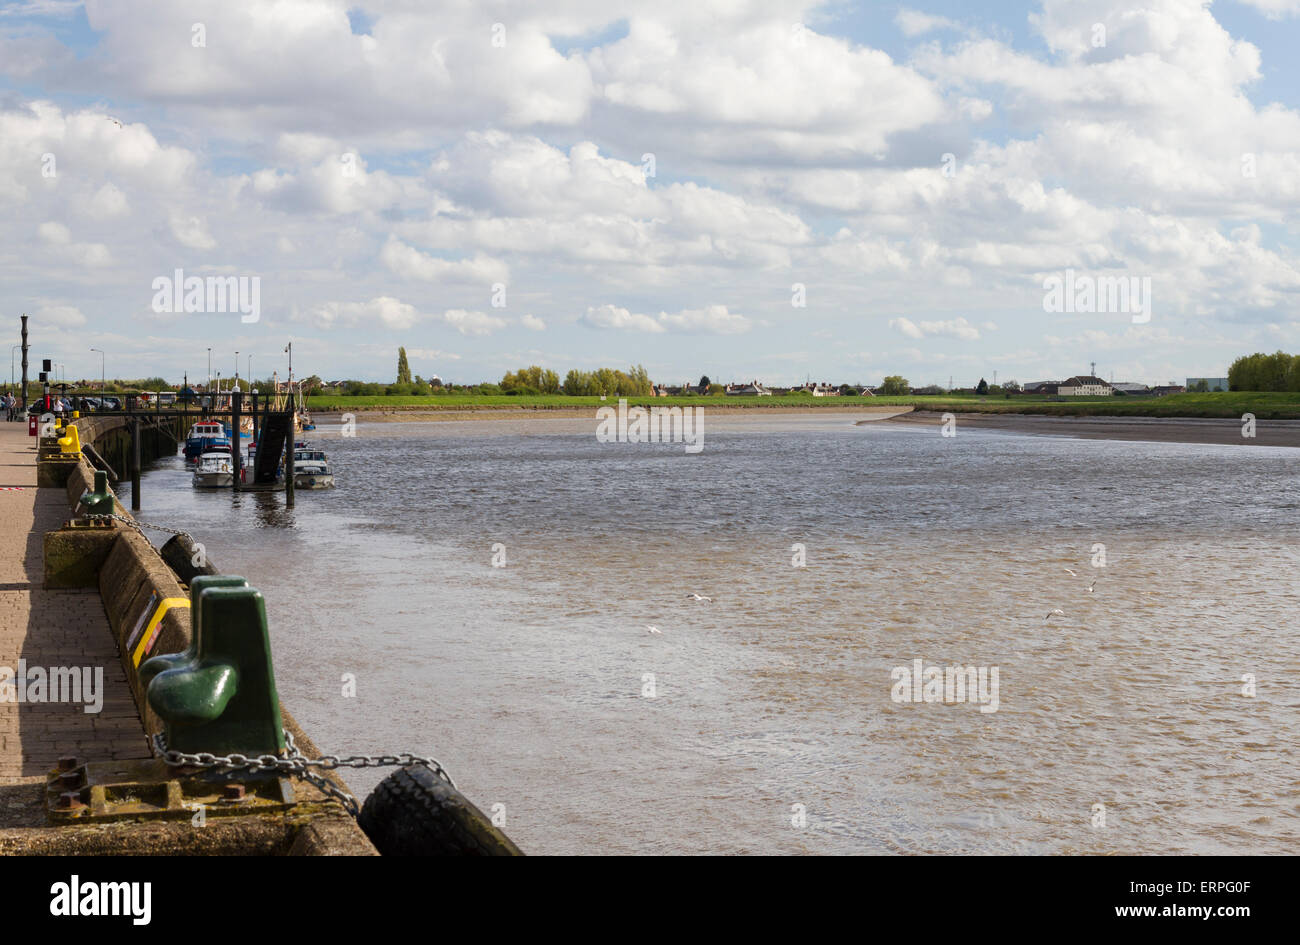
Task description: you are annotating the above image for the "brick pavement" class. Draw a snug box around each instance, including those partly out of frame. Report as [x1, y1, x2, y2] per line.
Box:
[0, 421, 147, 782]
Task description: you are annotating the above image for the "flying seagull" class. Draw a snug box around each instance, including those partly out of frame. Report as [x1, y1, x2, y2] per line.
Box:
[646, 625, 661, 634]
[1086, 581, 1096, 593]
[685, 593, 712, 602]
[1044, 609, 1065, 622]
[1063, 568, 1077, 577]
[106, 117, 122, 128]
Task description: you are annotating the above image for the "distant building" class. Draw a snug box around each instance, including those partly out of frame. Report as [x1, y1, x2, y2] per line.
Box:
[1186, 377, 1229, 392]
[1110, 382, 1150, 395]
[1058, 375, 1114, 396]
[1023, 381, 1060, 395]
[726, 380, 772, 396]
[791, 382, 839, 396]
[1152, 385, 1185, 396]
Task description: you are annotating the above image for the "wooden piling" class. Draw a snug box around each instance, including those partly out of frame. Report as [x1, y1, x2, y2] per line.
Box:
[130, 418, 141, 510]
[231, 389, 242, 491]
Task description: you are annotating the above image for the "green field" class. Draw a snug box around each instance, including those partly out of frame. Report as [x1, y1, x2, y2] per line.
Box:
[301, 391, 1300, 419]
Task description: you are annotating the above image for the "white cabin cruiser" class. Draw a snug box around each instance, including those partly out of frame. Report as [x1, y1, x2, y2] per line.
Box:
[192, 450, 235, 488]
[292, 447, 334, 489]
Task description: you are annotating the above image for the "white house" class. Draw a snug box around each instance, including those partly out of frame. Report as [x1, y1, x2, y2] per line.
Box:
[1058, 375, 1114, 396]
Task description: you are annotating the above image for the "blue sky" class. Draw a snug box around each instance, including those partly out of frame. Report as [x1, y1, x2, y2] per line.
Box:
[2, 0, 1299, 388]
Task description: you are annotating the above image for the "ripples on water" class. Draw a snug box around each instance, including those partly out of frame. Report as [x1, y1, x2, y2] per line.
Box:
[136, 415, 1300, 854]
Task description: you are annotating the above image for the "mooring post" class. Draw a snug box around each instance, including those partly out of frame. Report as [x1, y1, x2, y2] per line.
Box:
[231, 389, 242, 491]
[130, 418, 141, 510]
[251, 390, 260, 460]
[284, 391, 295, 507]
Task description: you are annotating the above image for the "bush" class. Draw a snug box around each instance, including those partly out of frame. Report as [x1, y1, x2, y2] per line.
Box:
[879, 375, 910, 396]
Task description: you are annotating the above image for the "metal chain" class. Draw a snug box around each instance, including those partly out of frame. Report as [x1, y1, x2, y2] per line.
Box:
[149, 730, 456, 817]
[86, 511, 196, 545]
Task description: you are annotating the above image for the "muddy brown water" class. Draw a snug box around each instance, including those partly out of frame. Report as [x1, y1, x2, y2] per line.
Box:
[133, 414, 1300, 854]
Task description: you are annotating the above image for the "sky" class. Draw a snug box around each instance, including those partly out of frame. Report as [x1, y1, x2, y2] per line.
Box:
[2, 0, 1299, 389]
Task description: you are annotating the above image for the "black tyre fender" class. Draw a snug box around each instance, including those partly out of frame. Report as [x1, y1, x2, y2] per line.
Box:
[358, 765, 524, 856]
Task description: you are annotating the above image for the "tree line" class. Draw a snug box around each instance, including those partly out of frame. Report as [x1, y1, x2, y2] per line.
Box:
[501, 364, 653, 397]
[1227, 352, 1300, 391]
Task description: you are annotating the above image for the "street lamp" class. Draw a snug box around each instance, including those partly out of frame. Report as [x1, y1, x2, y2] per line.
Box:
[247, 353, 253, 389]
[207, 347, 212, 389]
[90, 347, 104, 395]
[235, 350, 239, 391]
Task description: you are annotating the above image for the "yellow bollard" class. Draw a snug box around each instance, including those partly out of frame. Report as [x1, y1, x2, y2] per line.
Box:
[58, 424, 81, 454]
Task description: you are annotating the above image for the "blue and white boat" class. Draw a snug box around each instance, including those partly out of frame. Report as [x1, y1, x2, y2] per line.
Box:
[184, 420, 228, 462]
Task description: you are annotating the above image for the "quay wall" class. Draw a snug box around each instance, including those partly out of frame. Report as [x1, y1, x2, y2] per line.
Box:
[73, 414, 185, 479]
[33, 451, 376, 855]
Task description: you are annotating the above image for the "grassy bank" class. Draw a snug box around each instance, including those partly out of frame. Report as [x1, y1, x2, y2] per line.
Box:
[303, 391, 1300, 419]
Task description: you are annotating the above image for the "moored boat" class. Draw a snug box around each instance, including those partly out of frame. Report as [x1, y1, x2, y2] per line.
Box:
[192, 450, 235, 488]
[292, 446, 334, 489]
[184, 420, 227, 462]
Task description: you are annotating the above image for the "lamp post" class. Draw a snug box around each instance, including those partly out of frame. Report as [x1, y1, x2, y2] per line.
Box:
[248, 353, 253, 390]
[207, 347, 212, 389]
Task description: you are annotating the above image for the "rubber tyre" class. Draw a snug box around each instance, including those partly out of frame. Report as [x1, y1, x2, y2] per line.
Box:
[358, 765, 524, 856]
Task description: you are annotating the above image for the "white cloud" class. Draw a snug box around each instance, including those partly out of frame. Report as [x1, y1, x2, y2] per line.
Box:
[890, 316, 925, 339]
[894, 10, 963, 37]
[33, 303, 85, 327]
[305, 296, 425, 331]
[520, 314, 546, 331]
[582, 303, 750, 334]
[582, 304, 664, 332]
[379, 237, 509, 284]
[169, 214, 216, 250]
[890, 316, 981, 341]
[443, 309, 506, 336]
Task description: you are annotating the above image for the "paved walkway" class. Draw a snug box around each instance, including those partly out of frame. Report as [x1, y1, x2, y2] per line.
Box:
[0, 422, 146, 782]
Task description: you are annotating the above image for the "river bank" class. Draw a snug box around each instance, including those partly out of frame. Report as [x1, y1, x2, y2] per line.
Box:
[314, 405, 912, 423]
[887, 410, 1300, 447]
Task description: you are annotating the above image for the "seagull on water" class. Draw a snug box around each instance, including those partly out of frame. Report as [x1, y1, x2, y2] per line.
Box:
[1044, 609, 1065, 622]
[646, 625, 661, 634]
[1086, 581, 1096, 593]
[685, 593, 712, 602]
[1063, 568, 1077, 577]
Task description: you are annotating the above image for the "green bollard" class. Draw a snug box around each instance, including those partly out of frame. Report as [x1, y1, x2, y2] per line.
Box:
[142, 576, 285, 757]
[139, 574, 247, 692]
[78, 470, 115, 517]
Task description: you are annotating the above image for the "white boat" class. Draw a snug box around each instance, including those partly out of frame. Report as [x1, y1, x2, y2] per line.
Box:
[292, 447, 334, 489]
[192, 450, 235, 488]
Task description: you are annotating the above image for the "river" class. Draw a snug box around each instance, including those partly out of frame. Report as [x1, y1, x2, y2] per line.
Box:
[133, 413, 1300, 854]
